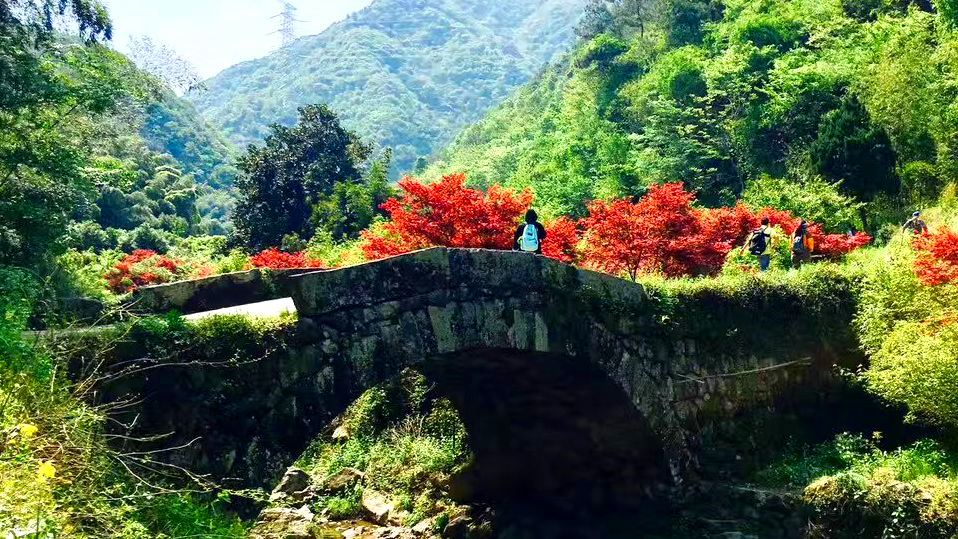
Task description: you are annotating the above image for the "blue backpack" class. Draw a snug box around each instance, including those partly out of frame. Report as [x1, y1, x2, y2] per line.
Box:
[520, 224, 540, 252]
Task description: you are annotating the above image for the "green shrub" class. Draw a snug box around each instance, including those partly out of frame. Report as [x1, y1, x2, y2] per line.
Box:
[865, 322, 958, 426]
[849, 236, 958, 427]
[803, 438, 958, 538]
[324, 488, 364, 520]
[295, 370, 469, 521]
[900, 161, 943, 207]
[55, 249, 124, 301]
[305, 231, 365, 268]
[759, 434, 958, 538]
[743, 175, 863, 232]
[0, 313, 248, 538]
[215, 248, 253, 273]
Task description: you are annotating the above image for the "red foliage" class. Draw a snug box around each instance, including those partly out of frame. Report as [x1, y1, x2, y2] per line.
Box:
[582, 183, 734, 279]
[358, 176, 873, 279]
[192, 265, 216, 279]
[249, 248, 325, 270]
[542, 217, 582, 264]
[361, 174, 534, 260]
[105, 250, 187, 294]
[752, 207, 872, 258]
[701, 203, 760, 246]
[579, 183, 872, 279]
[816, 232, 873, 258]
[913, 227, 958, 286]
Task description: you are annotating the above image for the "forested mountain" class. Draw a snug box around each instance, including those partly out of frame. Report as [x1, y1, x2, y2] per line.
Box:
[428, 0, 958, 229]
[1, 19, 237, 268]
[141, 89, 236, 189]
[189, 0, 587, 175]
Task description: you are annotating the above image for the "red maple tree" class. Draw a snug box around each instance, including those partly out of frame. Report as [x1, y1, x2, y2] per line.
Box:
[362, 174, 534, 259]
[105, 250, 188, 293]
[249, 248, 325, 270]
[360, 177, 872, 279]
[816, 232, 873, 258]
[913, 227, 958, 286]
[579, 183, 872, 279]
[582, 183, 734, 279]
[541, 217, 582, 264]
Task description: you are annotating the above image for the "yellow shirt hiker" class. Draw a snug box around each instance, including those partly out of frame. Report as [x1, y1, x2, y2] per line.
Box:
[744, 220, 780, 272]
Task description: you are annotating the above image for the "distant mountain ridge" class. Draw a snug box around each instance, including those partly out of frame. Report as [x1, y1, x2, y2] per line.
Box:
[188, 0, 586, 175]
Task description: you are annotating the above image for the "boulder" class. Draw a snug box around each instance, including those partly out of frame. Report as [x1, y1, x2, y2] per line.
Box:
[411, 517, 436, 535]
[277, 467, 313, 494]
[321, 467, 365, 494]
[249, 506, 316, 539]
[362, 489, 395, 524]
[441, 515, 473, 539]
[270, 467, 314, 503]
[332, 424, 351, 441]
[371, 527, 417, 539]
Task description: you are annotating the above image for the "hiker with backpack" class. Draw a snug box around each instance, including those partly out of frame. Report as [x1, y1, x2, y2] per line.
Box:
[902, 211, 929, 235]
[743, 218, 777, 272]
[514, 209, 547, 255]
[791, 220, 815, 269]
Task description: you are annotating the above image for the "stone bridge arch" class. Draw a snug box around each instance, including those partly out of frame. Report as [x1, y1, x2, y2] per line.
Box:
[96, 248, 857, 503]
[286, 248, 688, 484]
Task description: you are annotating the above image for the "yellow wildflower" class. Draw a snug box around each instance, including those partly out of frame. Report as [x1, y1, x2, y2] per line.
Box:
[18, 423, 38, 439]
[37, 461, 56, 481]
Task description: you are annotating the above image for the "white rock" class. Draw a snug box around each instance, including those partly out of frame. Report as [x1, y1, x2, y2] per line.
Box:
[361, 489, 395, 524]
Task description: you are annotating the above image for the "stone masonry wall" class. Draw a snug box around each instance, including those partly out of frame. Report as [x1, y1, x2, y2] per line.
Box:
[131, 268, 316, 314]
[91, 248, 860, 492]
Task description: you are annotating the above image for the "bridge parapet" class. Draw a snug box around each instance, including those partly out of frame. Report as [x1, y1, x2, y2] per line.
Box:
[289, 247, 646, 317]
[132, 268, 316, 315]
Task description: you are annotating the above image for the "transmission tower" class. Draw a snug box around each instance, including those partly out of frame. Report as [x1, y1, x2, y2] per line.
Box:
[271, 1, 299, 48]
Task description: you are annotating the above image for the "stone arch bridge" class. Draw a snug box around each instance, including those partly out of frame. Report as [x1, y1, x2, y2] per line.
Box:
[94, 248, 859, 508]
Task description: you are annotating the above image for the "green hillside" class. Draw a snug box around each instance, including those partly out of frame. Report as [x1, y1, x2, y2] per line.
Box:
[428, 0, 958, 227]
[188, 0, 587, 175]
[141, 89, 236, 189]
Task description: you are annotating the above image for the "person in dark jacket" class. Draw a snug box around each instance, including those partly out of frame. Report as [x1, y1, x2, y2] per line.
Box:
[790, 220, 815, 269]
[514, 209, 547, 254]
[903, 211, 929, 235]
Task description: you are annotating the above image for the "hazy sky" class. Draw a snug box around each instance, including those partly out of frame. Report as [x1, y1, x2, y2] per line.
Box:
[102, 0, 374, 78]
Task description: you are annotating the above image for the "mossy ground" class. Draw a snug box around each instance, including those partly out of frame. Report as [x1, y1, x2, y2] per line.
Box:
[291, 370, 471, 527]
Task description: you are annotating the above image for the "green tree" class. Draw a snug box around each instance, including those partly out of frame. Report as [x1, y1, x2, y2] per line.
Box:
[576, 0, 616, 40]
[660, 0, 723, 47]
[0, 5, 144, 265]
[413, 156, 428, 175]
[810, 96, 899, 203]
[232, 104, 371, 250]
[743, 175, 863, 232]
[0, 0, 112, 42]
[311, 148, 394, 240]
[934, 0, 958, 27]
